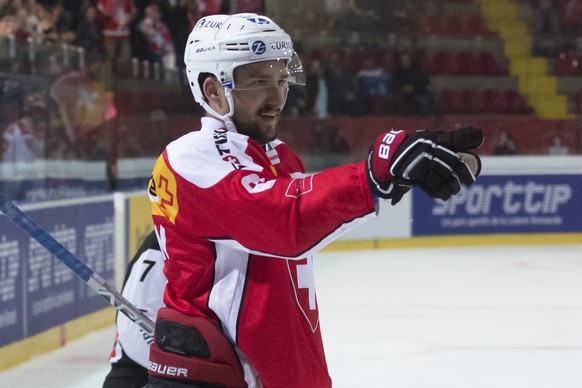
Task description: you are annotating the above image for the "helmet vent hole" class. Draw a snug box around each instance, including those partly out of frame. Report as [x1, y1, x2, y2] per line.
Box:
[224, 42, 249, 52]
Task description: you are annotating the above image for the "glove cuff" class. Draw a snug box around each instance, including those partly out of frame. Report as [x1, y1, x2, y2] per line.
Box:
[369, 130, 408, 182]
[366, 151, 411, 199]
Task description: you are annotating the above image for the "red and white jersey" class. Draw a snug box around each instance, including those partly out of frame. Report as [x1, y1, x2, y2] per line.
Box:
[2, 117, 44, 163]
[96, 0, 135, 40]
[149, 117, 376, 387]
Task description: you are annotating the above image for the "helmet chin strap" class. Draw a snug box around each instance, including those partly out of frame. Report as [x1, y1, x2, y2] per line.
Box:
[201, 88, 237, 132]
[222, 89, 237, 132]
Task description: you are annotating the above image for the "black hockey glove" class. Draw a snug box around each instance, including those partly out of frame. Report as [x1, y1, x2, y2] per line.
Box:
[366, 126, 483, 205]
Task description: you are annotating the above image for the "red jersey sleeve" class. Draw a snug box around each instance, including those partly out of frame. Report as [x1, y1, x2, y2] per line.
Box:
[149, 128, 375, 259]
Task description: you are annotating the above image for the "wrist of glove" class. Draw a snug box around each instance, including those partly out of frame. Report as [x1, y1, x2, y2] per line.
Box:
[366, 126, 483, 205]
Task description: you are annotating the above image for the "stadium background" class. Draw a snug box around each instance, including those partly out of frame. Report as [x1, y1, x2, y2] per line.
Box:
[0, 0, 581, 372]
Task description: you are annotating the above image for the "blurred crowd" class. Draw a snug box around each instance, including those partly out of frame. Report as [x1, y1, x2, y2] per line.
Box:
[284, 49, 442, 119]
[2, 0, 581, 171]
[0, 0, 264, 168]
[0, 0, 263, 81]
[0, 0, 445, 171]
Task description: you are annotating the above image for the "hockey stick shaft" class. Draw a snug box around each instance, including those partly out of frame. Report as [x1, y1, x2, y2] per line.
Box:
[0, 191, 155, 336]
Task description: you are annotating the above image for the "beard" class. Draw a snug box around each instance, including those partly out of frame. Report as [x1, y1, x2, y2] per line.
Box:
[232, 110, 279, 145]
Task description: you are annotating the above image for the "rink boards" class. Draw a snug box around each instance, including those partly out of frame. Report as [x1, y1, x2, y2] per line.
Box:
[0, 155, 581, 371]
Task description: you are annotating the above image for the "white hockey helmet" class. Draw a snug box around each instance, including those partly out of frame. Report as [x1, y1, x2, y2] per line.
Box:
[184, 13, 305, 130]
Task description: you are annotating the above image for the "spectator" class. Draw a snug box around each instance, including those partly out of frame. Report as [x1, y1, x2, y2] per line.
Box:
[62, 0, 85, 29]
[14, 3, 37, 41]
[356, 56, 391, 115]
[325, 51, 362, 116]
[138, 2, 175, 76]
[548, 136, 569, 155]
[2, 94, 48, 163]
[97, 0, 137, 89]
[2, 104, 45, 163]
[33, 2, 75, 43]
[392, 51, 442, 117]
[0, 1, 43, 43]
[34, 4, 56, 42]
[531, 0, 561, 56]
[0, 95, 46, 200]
[167, 0, 198, 72]
[0, 6, 19, 38]
[494, 129, 520, 155]
[305, 59, 329, 118]
[73, 3, 105, 68]
[50, 0, 76, 42]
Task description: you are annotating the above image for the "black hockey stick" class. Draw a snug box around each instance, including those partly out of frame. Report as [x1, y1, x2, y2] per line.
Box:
[0, 190, 155, 336]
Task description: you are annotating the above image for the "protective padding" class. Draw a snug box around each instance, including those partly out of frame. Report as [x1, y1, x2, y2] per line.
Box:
[148, 308, 247, 388]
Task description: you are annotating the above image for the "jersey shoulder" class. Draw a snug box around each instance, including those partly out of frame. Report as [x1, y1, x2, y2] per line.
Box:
[163, 124, 265, 188]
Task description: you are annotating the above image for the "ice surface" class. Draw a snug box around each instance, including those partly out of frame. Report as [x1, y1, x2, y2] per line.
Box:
[2, 245, 581, 387]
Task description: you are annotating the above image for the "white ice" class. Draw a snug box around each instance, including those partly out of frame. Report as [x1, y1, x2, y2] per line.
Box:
[1, 244, 582, 387]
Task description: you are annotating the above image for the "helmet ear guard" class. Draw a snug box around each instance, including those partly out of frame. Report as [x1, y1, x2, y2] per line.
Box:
[184, 13, 305, 128]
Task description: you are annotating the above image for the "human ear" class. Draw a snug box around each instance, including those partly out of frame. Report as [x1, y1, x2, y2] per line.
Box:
[202, 77, 227, 113]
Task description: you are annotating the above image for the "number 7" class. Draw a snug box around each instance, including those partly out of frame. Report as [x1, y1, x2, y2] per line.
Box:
[140, 260, 156, 282]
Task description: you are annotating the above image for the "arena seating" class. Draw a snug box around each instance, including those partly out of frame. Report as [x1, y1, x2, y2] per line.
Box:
[410, 1, 534, 116]
[441, 88, 534, 115]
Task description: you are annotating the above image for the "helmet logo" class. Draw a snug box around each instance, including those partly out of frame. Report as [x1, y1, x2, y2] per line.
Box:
[251, 41, 267, 55]
[247, 17, 271, 24]
[194, 18, 206, 31]
[271, 41, 293, 50]
[194, 18, 223, 31]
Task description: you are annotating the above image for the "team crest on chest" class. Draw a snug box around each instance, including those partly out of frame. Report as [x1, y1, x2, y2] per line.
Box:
[287, 257, 319, 332]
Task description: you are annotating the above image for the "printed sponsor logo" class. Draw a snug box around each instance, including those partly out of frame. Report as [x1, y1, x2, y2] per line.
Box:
[433, 182, 572, 216]
[285, 176, 313, 198]
[194, 18, 222, 31]
[378, 130, 402, 159]
[213, 128, 246, 170]
[151, 159, 179, 224]
[195, 45, 216, 54]
[247, 16, 271, 24]
[251, 40, 267, 55]
[149, 361, 188, 378]
[267, 153, 280, 165]
[270, 41, 293, 51]
[148, 175, 157, 201]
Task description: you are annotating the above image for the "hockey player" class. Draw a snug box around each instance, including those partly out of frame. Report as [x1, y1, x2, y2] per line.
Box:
[145, 13, 484, 388]
[103, 231, 165, 388]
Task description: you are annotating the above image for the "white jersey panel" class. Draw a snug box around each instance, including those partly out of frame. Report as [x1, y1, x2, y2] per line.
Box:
[208, 244, 249, 343]
[207, 245, 261, 387]
[116, 248, 166, 368]
[166, 117, 263, 188]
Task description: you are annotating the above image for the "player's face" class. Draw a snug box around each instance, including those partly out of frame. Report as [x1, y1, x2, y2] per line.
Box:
[231, 60, 289, 144]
